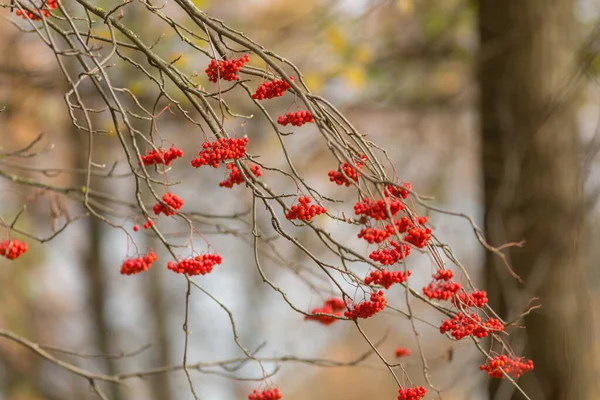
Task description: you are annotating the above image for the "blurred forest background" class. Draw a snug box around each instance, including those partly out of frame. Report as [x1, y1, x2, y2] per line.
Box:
[1, 0, 600, 399]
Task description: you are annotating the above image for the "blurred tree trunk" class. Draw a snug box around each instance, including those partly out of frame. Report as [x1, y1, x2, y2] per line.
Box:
[478, 1, 592, 400]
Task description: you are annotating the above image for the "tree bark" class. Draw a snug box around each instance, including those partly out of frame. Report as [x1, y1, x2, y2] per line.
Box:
[478, 1, 592, 400]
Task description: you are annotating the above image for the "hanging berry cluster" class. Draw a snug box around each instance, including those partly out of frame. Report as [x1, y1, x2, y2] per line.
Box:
[167, 253, 223, 276]
[153, 193, 184, 216]
[364, 269, 411, 289]
[439, 312, 504, 340]
[15, 0, 57, 20]
[386, 183, 413, 199]
[453, 290, 488, 309]
[369, 241, 411, 265]
[423, 269, 462, 301]
[0, 239, 28, 260]
[344, 290, 387, 320]
[141, 146, 183, 166]
[354, 197, 406, 221]
[395, 347, 411, 358]
[304, 297, 346, 325]
[191, 137, 248, 168]
[277, 110, 314, 127]
[397, 386, 426, 400]
[120, 251, 158, 275]
[205, 54, 250, 82]
[252, 77, 294, 100]
[248, 388, 282, 400]
[480, 355, 534, 379]
[286, 196, 326, 222]
[219, 163, 262, 188]
[328, 156, 367, 187]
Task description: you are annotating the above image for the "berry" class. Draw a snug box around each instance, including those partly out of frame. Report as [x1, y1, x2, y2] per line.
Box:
[205, 55, 250, 82]
[277, 110, 314, 127]
[143, 219, 154, 230]
[398, 386, 426, 400]
[439, 312, 504, 340]
[395, 347, 411, 358]
[304, 297, 346, 325]
[404, 227, 432, 248]
[133, 225, 140, 232]
[480, 355, 534, 379]
[252, 76, 294, 100]
[0, 239, 28, 260]
[369, 241, 411, 265]
[120, 251, 158, 275]
[354, 197, 405, 221]
[167, 253, 223, 276]
[191, 137, 248, 168]
[452, 290, 489, 309]
[324, 297, 346, 311]
[248, 387, 282, 400]
[344, 291, 386, 320]
[14, 0, 57, 20]
[286, 196, 326, 222]
[364, 270, 411, 289]
[219, 163, 262, 188]
[423, 281, 462, 301]
[358, 226, 391, 244]
[153, 193, 184, 216]
[141, 146, 183, 166]
[328, 156, 367, 186]
[386, 183, 413, 199]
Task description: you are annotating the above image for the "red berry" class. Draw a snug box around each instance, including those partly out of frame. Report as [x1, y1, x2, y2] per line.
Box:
[252, 76, 294, 100]
[277, 110, 314, 127]
[191, 137, 248, 168]
[0, 239, 28, 260]
[120, 250, 158, 275]
[167, 253, 223, 276]
[205, 55, 250, 82]
[286, 196, 326, 222]
[344, 291, 387, 320]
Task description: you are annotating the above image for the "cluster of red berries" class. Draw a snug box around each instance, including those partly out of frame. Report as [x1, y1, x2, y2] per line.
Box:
[344, 290, 387, 320]
[328, 156, 367, 187]
[133, 219, 155, 232]
[219, 163, 262, 188]
[423, 270, 462, 301]
[0, 239, 28, 260]
[453, 290, 488, 309]
[15, 0, 57, 20]
[304, 297, 346, 325]
[364, 269, 411, 289]
[277, 110, 314, 127]
[141, 146, 183, 166]
[480, 355, 534, 379]
[167, 253, 223, 276]
[395, 347, 411, 358]
[440, 312, 504, 340]
[286, 196, 326, 222]
[153, 193, 184, 216]
[205, 54, 250, 82]
[403, 227, 432, 248]
[252, 76, 294, 100]
[191, 137, 248, 168]
[386, 183, 413, 199]
[397, 386, 426, 400]
[120, 251, 158, 275]
[358, 226, 391, 244]
[248, 388, 282, 400]
[354, 197, 405, 221]
[369, 241, 411, 265]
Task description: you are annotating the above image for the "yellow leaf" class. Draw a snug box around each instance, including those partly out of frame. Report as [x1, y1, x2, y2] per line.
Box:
[326, 26, 346, 53]
[304, 73, 325, 92]
[342, 65, 366, 89]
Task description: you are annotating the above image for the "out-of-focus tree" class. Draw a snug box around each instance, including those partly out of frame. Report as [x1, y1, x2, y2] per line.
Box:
[479, 1, 594, 399]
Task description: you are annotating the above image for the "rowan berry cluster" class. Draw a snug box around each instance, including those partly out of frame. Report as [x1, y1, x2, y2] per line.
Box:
[344, 290, 387, 320]
[358, 226, 391, 244]
[248, 388, 282, 400]
[15, 0, 57, 20]
[395, 347, 411, 357]
[277, 110, 314, 127]
[252, 77, 294, 100]
[397, 386, 426, 400]
[328, 156, 367, 187]
[191, 137, 248, 168]
[167, 253, 223, 276]
[0, 239, 28, 260]
[403, 226, 432, 248]
[141, 146, 183, 166]
[354, 197, 405, 220]
[480, 355, 534, 379]
[453, 290, 488, 308]
[386, 183, 413, 199]
[369, 241, 411, 265]
[440, 312, 504, 340]
[286, 196, 326, 222]
[219, 163, 262, 188]
[364, 270, 411, 289]
[120, 251, 158, 275]
[423, 269, 462, 301]
[304, 297, 346, 325]
[205, 54, 250, 82]
[153, 193, 184, 216]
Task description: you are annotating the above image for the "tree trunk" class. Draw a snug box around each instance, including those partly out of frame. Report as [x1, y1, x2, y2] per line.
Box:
[478, 1, 592, 399]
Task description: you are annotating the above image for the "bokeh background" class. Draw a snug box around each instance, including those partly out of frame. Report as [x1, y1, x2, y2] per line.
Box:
[1, 0, 600, 399]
